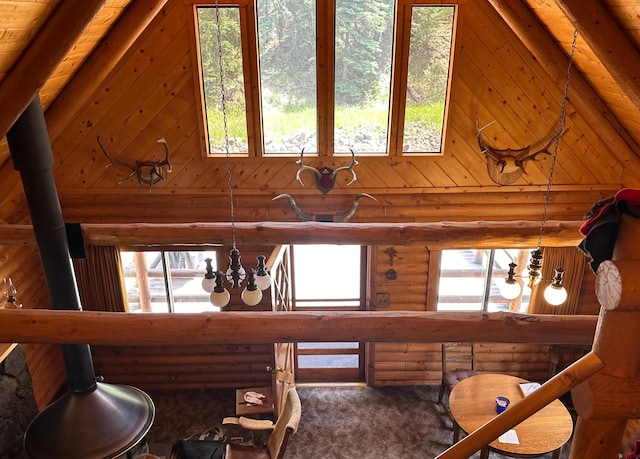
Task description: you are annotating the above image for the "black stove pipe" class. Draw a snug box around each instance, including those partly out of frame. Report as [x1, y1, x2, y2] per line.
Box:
[7, 96, 154, 459]
[6, 96, 96, 394]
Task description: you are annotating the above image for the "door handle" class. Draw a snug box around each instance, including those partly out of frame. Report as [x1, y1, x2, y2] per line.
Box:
[266, 365, 284, 373]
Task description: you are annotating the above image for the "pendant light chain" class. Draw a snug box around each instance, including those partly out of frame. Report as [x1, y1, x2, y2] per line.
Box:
[214, 0, 237, 250]
[201, 1, 270, 307]
[537, 30, 578, 249]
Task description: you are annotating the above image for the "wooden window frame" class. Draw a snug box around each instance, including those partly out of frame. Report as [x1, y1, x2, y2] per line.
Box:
[189, 0, 460, 157]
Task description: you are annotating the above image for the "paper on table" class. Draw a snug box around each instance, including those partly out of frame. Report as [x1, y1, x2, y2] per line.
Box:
[498, 429, 520, 444]
[519, 382, 541, 396]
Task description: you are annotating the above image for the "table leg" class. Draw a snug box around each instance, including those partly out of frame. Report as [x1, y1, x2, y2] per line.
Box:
[479, 446, 489, 459]
[551, 446, 562, 459]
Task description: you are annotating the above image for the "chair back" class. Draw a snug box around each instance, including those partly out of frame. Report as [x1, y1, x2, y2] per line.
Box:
[267, 387, 301, 459]
[442, 342, 475, 373]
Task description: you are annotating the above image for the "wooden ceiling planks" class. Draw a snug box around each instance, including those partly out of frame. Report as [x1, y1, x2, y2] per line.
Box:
[523, 0, 640, 160]
[557, 0, 640, 113]
[84, 50, 193, 175]
[53, 1, 187, 189]
[46, 0, 169, 148]
[458, 8, 555, 187]
[39, 5, 128, 108]
[0, 0, 633, 229]
[0, 1, 57, 60]
[473, 1, 606, 188]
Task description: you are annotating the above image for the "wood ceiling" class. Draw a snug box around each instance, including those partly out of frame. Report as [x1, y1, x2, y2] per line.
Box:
[0, 0, 639, 229]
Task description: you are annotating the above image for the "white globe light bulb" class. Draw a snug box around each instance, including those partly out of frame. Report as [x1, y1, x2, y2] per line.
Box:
[210, 289, 230, 308]
[544, 284, 568, 306]
[255, 273, 271, 290]
[202, 276, 215, 293]
[241, 287, 263, 306]
[499, 280, 522, 301]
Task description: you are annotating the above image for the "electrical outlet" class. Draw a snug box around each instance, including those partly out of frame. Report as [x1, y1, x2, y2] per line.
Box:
[376, 292, 390, 308]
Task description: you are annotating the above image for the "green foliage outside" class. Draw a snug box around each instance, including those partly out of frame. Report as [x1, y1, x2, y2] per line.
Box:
[406, 102, 445, 126]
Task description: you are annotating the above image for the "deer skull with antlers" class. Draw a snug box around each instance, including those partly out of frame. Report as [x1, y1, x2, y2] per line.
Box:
[97, 136, 172, 191]
[476, 119, 564, 186]
[296, 148, 358, 194]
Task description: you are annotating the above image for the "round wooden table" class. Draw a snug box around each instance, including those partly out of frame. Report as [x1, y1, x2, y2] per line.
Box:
[449, 373, 573, 459]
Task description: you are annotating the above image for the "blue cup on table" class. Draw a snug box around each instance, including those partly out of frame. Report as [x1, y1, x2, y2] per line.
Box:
[496, 396, 510, 414]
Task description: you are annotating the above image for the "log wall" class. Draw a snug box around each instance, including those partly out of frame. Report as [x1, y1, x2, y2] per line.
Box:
[0, 243, 66, 409]
[88, 244, 276, 387]
[91, 344, 273, 390]
[369, 245, 594, 386]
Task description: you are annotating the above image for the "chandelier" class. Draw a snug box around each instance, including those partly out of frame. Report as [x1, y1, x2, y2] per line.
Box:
[201, 2, 270, 308]
[500, 30, 579, 307]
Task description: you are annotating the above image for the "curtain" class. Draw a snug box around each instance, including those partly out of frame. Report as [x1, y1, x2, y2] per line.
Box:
[73, 245, 128, 312]
[527, 246, 586, 315]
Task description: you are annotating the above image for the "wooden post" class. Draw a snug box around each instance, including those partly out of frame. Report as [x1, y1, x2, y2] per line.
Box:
[134, 252, 152, 312]
[569, 214, 640, 458]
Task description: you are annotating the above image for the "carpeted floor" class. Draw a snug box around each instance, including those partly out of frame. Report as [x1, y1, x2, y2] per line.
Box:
[144, 385, 573, 459]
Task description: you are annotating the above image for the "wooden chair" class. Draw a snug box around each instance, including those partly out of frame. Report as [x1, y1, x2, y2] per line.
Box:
[222, 387, 301, 459]
[437, 342, 477, 408]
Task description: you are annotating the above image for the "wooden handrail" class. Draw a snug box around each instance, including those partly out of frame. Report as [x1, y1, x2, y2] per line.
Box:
[265, 244, 288, 272]
[435, 351, 604, 459]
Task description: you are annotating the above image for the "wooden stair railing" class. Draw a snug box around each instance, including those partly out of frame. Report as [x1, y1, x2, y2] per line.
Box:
[266, 245, 292, 313]
[434, 351, 604, 459]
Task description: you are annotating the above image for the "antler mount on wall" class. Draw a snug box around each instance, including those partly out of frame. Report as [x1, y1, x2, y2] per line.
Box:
[97, 136, 172, 190]
[277, 148, 375, 221]
[476, 119, 564, 186]
[296, 148, 358, 194]
[273, 193, 376, 222]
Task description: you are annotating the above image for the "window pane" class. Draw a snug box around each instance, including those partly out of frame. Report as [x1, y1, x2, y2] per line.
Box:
[297, 343, 359, 368]
[293, 245, 360, 303]
[334, 0, 394, 155]
[437, 249, 489, 311]
[437, 248, 533, 312]
[168, 251, 219, 313]
[197, 7, 248, 155]
[121, 251, 219, 313]
[488, 249, 531, 313]
[298, 354, 359, 368]
[257, 0, 317, 154]
[121, 251, 169, 313]
[403, 6, 455, 154]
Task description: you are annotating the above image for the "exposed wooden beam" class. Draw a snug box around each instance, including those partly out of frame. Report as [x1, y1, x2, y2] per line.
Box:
[0, 310, 597, 346]
[555, 0, 640, 112]
[0, 220, 584, 248]
[487, 0, 640, 159]
[0, 0, 107, 140]
[46, 0, 170, 143]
